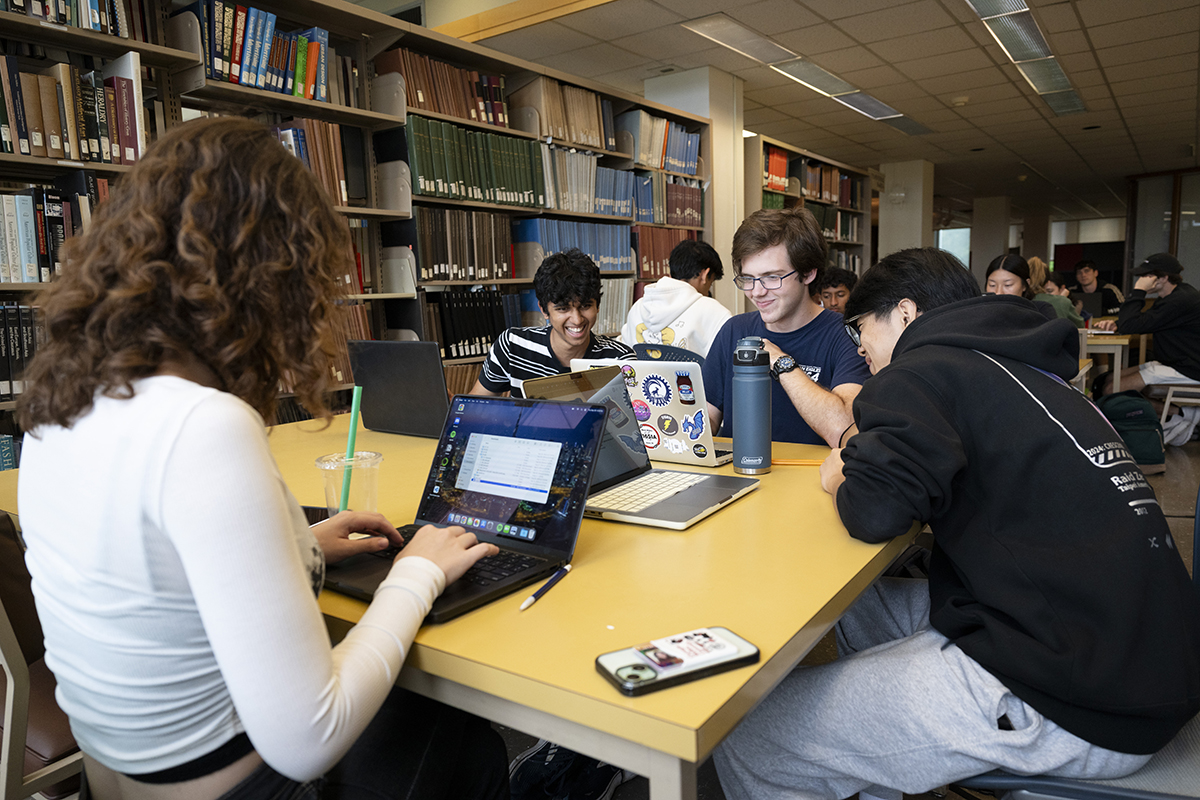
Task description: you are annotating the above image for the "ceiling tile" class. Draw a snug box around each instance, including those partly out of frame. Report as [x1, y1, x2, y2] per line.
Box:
[839, 64, 909, 89]
[1087, 7, 1200, 49]
[744, 97, 764, 109]
[869, 81, 931, 102]
[591, 63, 660, 94]
[653, 0, 760, 18]
[867, 25, 976, 63]
[1045, 30, 1090, 55]
[895, 48, 995, 81]
[798, 0, 905, 20]
[478, 22, 600, 61]
[744, 107, 792, 125]
[935, 81, 1022, 106]
[1094, 32, 1197, 68]
[734, 65, 797, 91]
[557, 0, 685, 39]
[891, 94, 950, 112]
[611, 24, 719, 60]
[1058, 51, 1098, 73]
[1030, 2, 1081, 33]
[1072, 70, 1108, 89]
[727, 0, 822, 35]
[1104, 53, 1200, 83]
[774, 97, 842, 117]
[1110, 71, 1197, 97]
[956, 96, 1036, 117]
[963, 107, 1045, 127]
[918, 66, 1010, 95]
[774, 23, 858, 55]
[751, 119, 816, 136]
[1076, 0, 1199, 28]
[745, 81, 824, 106]
[539, 42, 653, 76]
[1116, 86, 1197, 109]
[809, 45, 885, 74]
[669, 45, 760, 72]
[835, 0, 956, 44]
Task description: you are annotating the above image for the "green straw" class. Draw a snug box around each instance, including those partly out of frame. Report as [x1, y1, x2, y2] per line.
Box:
[339, 386, 363, 512]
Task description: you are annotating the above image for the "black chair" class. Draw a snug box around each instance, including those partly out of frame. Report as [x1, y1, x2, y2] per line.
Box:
[632, 343, 704, 366]
[950, 484, 1200, 800]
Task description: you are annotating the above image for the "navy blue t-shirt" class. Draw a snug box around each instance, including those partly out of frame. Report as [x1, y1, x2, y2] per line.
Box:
[702, 310, 870, 444]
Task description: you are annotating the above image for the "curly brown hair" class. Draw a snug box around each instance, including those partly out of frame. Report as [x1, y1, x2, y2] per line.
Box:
[18, 116, 352, 432]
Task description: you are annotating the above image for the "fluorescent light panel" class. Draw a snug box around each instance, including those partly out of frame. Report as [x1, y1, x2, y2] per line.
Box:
[681, 14, 796, 64]
[882, 116, 933, 136]
[965, 0, 1028, 18]
[1017, 58, 1072, 94]
[833, 92, 901, 120]
[1041, 90, 1087, 116]
[770, 58, 856, 96]
[985, 10, 1052, 61]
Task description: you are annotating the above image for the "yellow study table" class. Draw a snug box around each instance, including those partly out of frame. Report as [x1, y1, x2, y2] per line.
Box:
[0, 416, 911, 800]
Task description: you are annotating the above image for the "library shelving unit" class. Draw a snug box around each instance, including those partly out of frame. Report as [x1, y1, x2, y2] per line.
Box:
[0, 5, 199, 417]
[744, 134, 872, 275]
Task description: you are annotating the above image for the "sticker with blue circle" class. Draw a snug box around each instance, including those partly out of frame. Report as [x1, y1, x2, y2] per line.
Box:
[642, 374, 672, 407]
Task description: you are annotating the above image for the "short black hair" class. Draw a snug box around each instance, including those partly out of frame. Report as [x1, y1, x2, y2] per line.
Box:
[669, 239, 724, 281]
[533, 248, 603, 310]
[818, 267, 858, 293]
[1044, 272, 1071, 291]
[843, 248, 980, 320]
[985, 254, 1034, 299]
[1074, 259, 1098, 273]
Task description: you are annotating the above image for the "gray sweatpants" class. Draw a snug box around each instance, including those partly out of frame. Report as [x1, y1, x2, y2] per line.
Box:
[713, 578, 1150, 800]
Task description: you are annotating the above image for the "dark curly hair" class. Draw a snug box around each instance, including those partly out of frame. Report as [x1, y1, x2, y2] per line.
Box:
[18, 116, 352, 432]
[533, 248, 603, 310]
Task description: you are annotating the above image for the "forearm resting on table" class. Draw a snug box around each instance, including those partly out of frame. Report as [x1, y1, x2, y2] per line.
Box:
[779, 373, 858, 448]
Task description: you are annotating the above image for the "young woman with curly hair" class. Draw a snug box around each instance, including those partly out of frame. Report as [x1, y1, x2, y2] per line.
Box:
[16, 116, 509, 800]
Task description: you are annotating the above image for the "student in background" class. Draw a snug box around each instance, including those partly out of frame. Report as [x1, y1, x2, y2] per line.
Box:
[1027, 256, 1049, 295]
[818, 266, 858, 315]
[473, 248, 634, 398]
[715, 247, 1200, 800]
[1035, 272, 1085, 327]
[1094, 253, 1200, 395]
[1074, 259, 1125, 315]
[620, 239, 732, 358]
[16, 118, 508, 800]
[984, 254, 1035, 298]
[702, 207, 870, 447]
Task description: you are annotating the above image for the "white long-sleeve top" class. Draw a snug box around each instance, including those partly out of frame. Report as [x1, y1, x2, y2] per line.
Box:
[19, 376, 444, 782]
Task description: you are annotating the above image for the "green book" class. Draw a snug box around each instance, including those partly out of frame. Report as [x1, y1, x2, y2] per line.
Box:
[428, 119, 447, 198]
[292, 34, 309, 98]
[440, 121, 458, 199]
[406, 115, 425, 196]
[482, 133, 498, 204]
[456, 126, 471, 200]
[529, 140, 545, 208]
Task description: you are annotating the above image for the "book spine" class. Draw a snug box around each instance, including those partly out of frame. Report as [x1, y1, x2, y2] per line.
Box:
[92, 76, 112, 164]
[229, 5, 247, 83]
[239, 8, 260, 86]
[0, 59, 23, 156]
[18, 73, 47, 158]
[255, 12, 275, 89]
[6, 307, 22, 395]
[291, 34, 308, 98]
[221, 2, 235, 82]
[43, 191, 65, 277]
[29, 190, 51, 282]
[1, 197, 18, 284]
[14, 195, 38, 284]
[0, 436, 14, 470]
[54, 82, 70, 161]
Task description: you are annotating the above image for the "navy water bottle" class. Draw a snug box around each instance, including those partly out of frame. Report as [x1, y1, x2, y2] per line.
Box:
[732, 336, 771, 474]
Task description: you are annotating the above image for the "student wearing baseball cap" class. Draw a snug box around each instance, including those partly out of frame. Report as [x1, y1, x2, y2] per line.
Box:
[1094, 252, 1200, 395]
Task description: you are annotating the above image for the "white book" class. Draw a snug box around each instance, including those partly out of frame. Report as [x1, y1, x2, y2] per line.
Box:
[14, 195, 39, 284]
[1, 196, 18, 284]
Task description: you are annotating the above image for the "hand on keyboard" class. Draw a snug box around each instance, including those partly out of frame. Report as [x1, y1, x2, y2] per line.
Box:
[398, 524, 500, 585]
[312, 510, 406, 565]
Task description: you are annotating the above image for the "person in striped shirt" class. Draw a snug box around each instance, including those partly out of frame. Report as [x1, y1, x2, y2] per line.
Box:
[472, 248, 634, 398]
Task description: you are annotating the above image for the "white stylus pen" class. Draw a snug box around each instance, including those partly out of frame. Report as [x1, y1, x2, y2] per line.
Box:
[519, 564, 572, 611]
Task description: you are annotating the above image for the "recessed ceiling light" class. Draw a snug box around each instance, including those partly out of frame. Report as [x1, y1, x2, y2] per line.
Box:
[970, 147, 986, 152]
[1083, 125, 1101, 130]
[680, 14, 796, 64]
[769, 58, 856, 96]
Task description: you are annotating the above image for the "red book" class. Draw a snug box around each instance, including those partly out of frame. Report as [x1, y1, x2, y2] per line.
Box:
[229, 6, 247, 84]
[104, 75, 137, 163]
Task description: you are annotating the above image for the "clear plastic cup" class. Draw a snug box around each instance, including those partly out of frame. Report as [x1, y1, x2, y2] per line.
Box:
[315, 451, 383, 517]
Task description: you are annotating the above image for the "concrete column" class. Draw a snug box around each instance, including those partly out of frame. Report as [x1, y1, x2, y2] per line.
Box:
[1023, 205, 1051, 263]
[971, 196, 1012, 285]
[877, 160, 934, 260]
[646, 67, 744, 314]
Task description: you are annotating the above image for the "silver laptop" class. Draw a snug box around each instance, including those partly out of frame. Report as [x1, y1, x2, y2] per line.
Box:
[347, 340, 449, 438]
[523, 367, 759, 531]
[571, 358, 732, 467]
[323, 395, 608, 622]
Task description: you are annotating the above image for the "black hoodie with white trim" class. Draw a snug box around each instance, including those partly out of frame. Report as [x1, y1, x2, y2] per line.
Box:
[837, 295, 1200, 755]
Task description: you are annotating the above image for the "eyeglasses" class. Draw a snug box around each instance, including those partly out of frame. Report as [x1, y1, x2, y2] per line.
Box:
[732, 270, 797, 291]
[844, 313, 865, 347]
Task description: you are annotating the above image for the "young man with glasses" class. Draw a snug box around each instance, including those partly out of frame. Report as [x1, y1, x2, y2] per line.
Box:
[701, 207, 870, 446]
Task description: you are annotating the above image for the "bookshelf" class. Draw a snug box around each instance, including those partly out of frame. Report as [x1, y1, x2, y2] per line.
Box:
[744, 134, 872, 275]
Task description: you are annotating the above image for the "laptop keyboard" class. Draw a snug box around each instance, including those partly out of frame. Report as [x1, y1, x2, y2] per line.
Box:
[715, 448, 732, 458]
[590, 471, 707, 513]
[368, 524, 545, 586]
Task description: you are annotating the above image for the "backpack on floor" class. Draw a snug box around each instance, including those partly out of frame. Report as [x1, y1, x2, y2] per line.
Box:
[1096, 390, 1166, 474]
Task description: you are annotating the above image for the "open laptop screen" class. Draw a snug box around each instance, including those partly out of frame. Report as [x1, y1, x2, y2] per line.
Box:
[414, 395, 607, 556]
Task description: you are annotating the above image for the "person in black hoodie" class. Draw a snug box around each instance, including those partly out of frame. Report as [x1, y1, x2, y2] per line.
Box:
[1094, 252, 1200, 395]
[713, 248, 1200, 800]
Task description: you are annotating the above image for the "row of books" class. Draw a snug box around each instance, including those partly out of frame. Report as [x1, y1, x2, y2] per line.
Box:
[761, 190, 789, 210]
[508, 76, 613, 151]
[595, 277, 633, 337]
[800, 161, 862, 209]
[513, 218, 633, 274]
[809, 203, 861, 243]
[0, 53, 144, 164]
[0, 304, 43, 402]
[404, 115, 545, 207]
[323, 304, 370, 388]
[171, 1, 331, 102]
[0, 172, 106, 283]
[271, 117, 352, 205]
[616, 110, 700, 175]
[540, 147, 634, 218]
[442, 362, 482, 397]
[632, 226, 695, 281]
[375, 46, 508, 129]
[3, 0, 151, 40]
[634, 171, 702, 228]
[426, 288, 522, 360]
[764, 145, 790, 193]
[409, 207, 514, 283]
[0, 434, 15, 472]
[827, 249, 862, 272]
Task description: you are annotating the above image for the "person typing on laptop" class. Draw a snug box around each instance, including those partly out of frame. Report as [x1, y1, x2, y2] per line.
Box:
[703, 207, 871, 447]
[16, 118, 508, 800]
[472, 248, 633, 398]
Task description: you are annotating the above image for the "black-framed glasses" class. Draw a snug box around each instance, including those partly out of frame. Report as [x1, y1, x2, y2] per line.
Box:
[844, 313, 865, 347]
[732, 270, 797, 291]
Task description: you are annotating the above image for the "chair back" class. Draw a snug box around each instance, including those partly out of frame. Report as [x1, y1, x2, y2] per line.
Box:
[633, 343, 705, 366]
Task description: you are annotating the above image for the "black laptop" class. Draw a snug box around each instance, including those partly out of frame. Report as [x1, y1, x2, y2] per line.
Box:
[323, 395, 608, 623]
[347, 340, 449, 438]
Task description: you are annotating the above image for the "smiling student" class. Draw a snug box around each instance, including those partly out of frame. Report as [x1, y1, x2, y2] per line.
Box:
[702, 207, 870, 447]
[472, 248, 634, 398]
